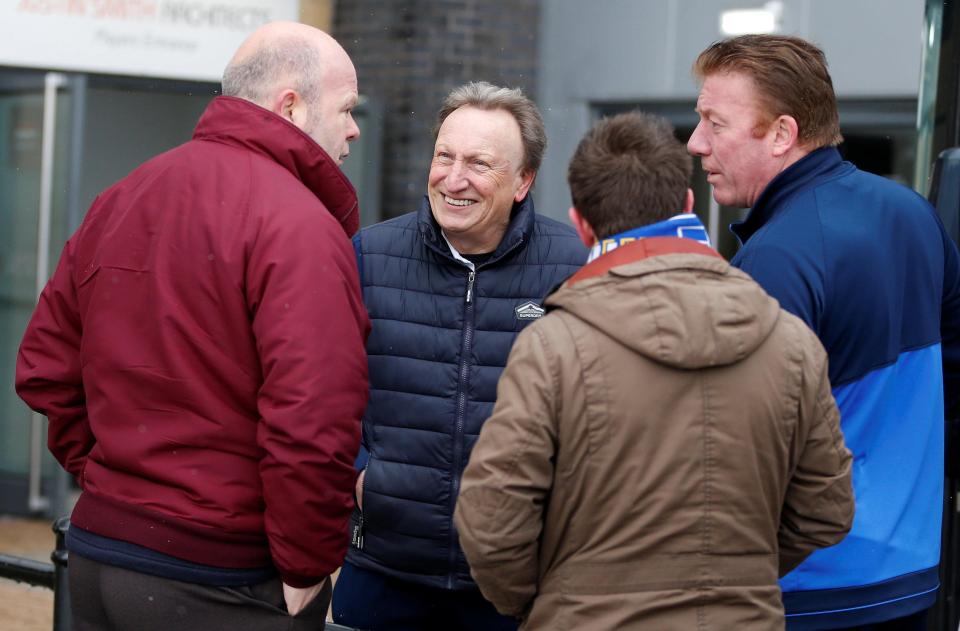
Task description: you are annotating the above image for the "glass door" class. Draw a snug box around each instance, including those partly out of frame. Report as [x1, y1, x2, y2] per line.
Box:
[0, 68, 75, 517]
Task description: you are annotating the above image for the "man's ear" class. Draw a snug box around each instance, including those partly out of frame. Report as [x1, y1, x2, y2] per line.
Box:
[771, 114, 800, 158]
[682, 188, 695, 214]
[514, 170, 536, 202]
[568, 207, 597, 247]
[271, 89, 307, 128]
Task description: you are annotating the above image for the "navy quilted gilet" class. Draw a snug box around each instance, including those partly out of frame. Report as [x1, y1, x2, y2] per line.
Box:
[345, 195, 586, 589]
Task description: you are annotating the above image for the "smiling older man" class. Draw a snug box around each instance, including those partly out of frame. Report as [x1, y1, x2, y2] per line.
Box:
[331, 81, 587, 631]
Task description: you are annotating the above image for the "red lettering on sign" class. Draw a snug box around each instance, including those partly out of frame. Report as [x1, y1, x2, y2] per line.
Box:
[92, 0, 158, 19]
[18, 0, 88, 14]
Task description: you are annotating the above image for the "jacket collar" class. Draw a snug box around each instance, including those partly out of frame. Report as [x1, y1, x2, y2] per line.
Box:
[730, 146, 853, 246]
[417, 193, 536, 264]
[192, 96, 360, 237]
[566, 236, 722, 287]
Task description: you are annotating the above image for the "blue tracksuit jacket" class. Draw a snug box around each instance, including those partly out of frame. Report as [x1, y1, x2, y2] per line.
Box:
[731, 146, 960, 629]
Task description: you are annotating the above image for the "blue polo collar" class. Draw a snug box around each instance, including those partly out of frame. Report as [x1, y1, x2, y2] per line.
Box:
[731, 146, 854, 246]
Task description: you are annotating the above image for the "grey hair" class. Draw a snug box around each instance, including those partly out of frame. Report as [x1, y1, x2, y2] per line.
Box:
[222, 35, 322, 107]
[434, 81, 546, 173]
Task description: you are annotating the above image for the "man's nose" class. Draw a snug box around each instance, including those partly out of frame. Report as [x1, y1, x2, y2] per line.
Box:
[687, 121, 708, 157]
[444, 161, 468, 191]
[347, 115, 360, 141]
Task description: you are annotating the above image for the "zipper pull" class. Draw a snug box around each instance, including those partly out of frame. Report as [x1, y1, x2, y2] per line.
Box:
[465, 270, 476, 304]
[351, 514, 364, 549]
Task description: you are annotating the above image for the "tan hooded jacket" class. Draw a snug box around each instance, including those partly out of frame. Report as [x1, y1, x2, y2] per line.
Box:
[455, 239, 854, 631]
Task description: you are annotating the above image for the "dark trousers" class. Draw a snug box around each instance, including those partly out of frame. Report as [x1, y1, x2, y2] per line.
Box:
[69, 552, 330, 631]
[331, 561, 518, 631]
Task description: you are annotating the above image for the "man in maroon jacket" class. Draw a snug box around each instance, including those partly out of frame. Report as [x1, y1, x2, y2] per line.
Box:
[15, 21, 370, 630]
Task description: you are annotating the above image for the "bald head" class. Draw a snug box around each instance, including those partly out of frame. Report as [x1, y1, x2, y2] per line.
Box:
[222, 21, 360, 164]
[223, 22, 342, 109]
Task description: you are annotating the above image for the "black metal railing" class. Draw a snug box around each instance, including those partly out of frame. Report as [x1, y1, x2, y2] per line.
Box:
[0, 551, 54, 588]
[0, 517, 70, 631]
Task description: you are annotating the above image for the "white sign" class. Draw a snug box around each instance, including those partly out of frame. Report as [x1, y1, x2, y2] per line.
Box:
[0, 0, 300, 82]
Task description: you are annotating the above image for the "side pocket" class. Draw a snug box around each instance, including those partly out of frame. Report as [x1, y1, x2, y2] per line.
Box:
[224, 576, 331, 622]
[219, 578, 286, 616]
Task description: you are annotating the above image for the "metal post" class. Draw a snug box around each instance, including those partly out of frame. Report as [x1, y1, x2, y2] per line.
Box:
[47, 72, 88, 521]
[28, 71, 68, 515]
[66, 73, 87, 234]
[51, 518, 70, 631]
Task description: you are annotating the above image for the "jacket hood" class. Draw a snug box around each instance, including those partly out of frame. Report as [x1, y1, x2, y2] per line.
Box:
[193, 96, 360, 237]
[546, 249, 781, 369]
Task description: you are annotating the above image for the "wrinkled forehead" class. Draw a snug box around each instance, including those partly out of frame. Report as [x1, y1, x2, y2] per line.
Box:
[697, 71, 773, 120]
[435, 106, 525, 163]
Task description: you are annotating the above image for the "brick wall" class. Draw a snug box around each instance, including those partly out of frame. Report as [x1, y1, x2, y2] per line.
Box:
[334, 0, 539, 220]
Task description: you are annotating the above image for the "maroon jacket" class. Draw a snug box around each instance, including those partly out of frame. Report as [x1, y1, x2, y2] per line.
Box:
[15, 96, 370, 587]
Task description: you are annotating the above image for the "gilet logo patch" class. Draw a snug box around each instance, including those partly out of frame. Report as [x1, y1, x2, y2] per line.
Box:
[515, 301, 545, 320]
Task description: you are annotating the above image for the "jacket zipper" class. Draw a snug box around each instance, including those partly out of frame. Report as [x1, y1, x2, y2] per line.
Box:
[447, 269, 476, 587]
[351, 514, 364, 550]
[351, 468, 369, 549]
[465, 270, 475, 304]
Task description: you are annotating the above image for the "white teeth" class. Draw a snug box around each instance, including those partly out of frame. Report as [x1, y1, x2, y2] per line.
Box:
[445, 196, 475, 207]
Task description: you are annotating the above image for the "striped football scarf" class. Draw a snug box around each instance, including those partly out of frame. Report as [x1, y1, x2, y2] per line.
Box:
[586, 213, 711, 263]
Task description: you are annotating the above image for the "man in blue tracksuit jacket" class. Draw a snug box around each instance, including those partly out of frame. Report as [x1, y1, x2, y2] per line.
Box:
[689, 35, 960, 630]
[330, 82, 586, 631]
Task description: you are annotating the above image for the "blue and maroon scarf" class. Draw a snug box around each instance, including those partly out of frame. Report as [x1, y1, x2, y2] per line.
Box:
[586, 213, 711, 263]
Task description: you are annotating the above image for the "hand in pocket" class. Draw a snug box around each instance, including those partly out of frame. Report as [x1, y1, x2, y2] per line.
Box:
[282, 580, 325, 616]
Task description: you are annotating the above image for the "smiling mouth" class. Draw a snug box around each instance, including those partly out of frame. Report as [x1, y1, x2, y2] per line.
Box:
[445, 195, 476, 207]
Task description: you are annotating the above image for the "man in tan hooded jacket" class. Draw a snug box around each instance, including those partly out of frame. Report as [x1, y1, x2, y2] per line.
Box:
[454, 112, 854, 631]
